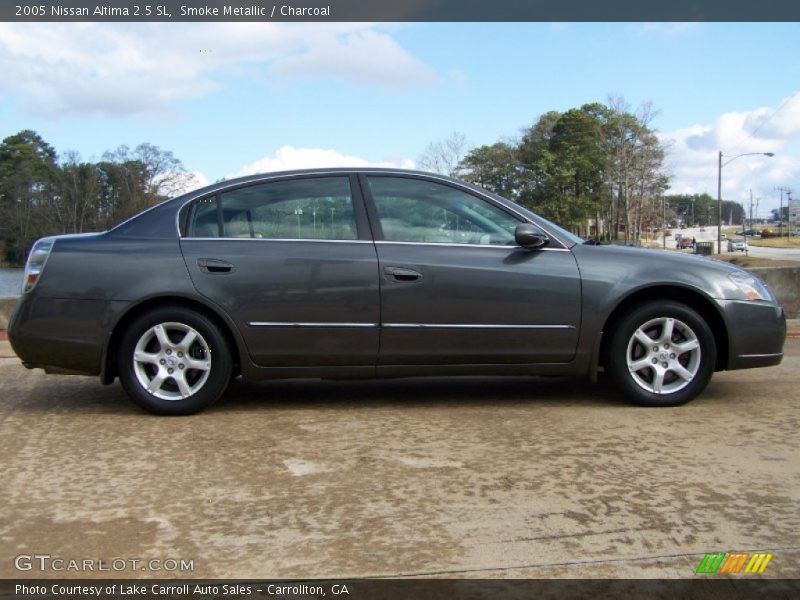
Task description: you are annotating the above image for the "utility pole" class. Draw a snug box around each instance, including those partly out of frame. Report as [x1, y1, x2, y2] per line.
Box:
[717, 151, 722, 253]
[717, 151, 774, 253]
[776, 186, 792, 238]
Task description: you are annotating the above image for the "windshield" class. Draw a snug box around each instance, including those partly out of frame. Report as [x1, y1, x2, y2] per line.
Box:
[535, 215, 586, 245]
[476, 187, 586, 247]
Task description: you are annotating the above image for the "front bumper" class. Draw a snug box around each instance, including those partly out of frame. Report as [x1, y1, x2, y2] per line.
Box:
[717, 299, 786, 370]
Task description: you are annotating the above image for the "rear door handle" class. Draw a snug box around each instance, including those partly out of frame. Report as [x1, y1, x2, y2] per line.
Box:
[198, 258, 234, 274]
[384, 266, 422, 282]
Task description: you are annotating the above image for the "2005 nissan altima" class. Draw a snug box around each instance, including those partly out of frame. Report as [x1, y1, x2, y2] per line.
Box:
[8, 169, 786, 414]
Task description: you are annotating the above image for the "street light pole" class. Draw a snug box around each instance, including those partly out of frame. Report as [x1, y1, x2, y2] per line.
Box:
[717, 151, 775, 254]
[717, 151, 722, 254]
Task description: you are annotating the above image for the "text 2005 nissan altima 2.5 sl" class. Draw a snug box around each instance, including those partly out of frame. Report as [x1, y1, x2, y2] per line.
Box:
[9, 169, 786, 415]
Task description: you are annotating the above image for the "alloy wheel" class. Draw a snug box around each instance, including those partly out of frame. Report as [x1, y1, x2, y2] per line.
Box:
[625, 316, 701, 395]
[132, 322, 211, 400]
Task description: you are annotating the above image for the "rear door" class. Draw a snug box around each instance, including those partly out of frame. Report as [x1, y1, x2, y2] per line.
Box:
[180, 174, 380, 367]
[361, 174, 581, 365]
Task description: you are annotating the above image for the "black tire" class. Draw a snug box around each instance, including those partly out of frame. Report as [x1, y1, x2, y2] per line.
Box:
[117, 306, 232, 415]
[607, 301, 716, 407]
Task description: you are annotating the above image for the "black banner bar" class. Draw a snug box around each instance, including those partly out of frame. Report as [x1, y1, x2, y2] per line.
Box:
[2, 579, 800, 600]
[3, 0, 800, 23]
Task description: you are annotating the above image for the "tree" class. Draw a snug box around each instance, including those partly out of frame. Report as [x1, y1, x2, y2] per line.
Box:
[667, 194, 743, 227]
[602, 99, 669, 243]
[417, 132, 468, 177]
[97, 143, 196, 225]
[54, 152, 102, 234]
[459, 142, 520, 198]
[0, 130, 58, 263]
[517, 106, 608, 233]
[771, 206, 788, 223]
[0, 131, 195, 264]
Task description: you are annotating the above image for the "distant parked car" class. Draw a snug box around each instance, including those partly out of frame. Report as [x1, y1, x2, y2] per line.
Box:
[727, 238, 748, 252]
[677, 238, 694, 249]
[737, 229, 757, 236]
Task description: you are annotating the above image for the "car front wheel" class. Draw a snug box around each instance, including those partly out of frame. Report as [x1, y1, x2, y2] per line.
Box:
[608, 301, 716, 407]
[117, 307, 232, 415]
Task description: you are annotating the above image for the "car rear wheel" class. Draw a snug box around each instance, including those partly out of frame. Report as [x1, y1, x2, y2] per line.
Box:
[118, 307, 232, 415]
[608, 301, 716, 407]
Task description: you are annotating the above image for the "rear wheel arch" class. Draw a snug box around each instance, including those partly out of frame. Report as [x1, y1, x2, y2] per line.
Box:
[102, 296, 243, 384]
[598, 285, 729, 373]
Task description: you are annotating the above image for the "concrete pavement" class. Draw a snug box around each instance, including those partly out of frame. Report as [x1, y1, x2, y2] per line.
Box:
[1, 339, 798, 580]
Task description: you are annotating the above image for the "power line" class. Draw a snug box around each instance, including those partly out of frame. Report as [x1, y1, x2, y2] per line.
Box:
[724, 94, 796, 156]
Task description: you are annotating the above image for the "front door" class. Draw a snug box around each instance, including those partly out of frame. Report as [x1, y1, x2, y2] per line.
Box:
[362, 175, 581, 365]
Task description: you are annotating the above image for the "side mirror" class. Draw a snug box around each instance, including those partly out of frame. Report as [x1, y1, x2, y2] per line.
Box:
[515, 223, 550, 250]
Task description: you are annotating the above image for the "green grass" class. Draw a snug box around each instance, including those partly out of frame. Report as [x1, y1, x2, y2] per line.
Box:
[747, 237, 800, 248]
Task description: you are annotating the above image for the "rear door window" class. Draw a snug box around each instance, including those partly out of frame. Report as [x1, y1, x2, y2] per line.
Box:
[189, 177, 357, 240]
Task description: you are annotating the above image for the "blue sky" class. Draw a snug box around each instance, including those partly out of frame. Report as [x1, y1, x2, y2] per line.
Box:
[0, 22, 798, 214]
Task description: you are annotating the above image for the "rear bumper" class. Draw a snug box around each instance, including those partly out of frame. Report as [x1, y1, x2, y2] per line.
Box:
[717, 299, 786, 370]
[8, 295, 111, 376]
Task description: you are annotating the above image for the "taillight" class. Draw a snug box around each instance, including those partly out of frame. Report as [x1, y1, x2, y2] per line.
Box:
[23, 237, 55, 294]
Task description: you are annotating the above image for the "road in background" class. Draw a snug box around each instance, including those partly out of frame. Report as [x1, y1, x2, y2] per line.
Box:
[667, 226, 720, 245]
[745, 245, 800, 261]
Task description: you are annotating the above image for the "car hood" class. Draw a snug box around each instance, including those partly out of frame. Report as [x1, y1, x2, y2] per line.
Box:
[572, 243, 769, 301]
[586, 242, 745, 270]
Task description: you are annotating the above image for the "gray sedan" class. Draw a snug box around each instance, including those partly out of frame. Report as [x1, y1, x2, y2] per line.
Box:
[8, 169, 786, 414]
[728, 238, 748, 252]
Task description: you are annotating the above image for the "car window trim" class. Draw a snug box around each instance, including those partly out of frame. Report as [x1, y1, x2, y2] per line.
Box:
[182, 173, 370, 242]
[184, 193, 222, 238]
[175, 168, 571, 249]
[181, 238, 374, 244]
[373, 240, 571, 252]
[357, 172, 568, 250]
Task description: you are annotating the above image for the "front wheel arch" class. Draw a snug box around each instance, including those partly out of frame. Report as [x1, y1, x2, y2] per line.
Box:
[598, 285, 729, 374]
[607, 300, 716, 406]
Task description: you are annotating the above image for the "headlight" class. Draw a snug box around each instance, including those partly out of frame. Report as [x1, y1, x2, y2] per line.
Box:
[728, 271, 775, 302]
[22, 237, 55, 294]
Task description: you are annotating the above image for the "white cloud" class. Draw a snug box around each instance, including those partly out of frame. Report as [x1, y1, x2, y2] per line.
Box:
[182, 170, 210, 193]
[661, 92, 800, 214]
[633, 23, 700, 37]
[228, 145, 414, 178]
[0, 23, 442, 118]
[271, 29, 438, 89]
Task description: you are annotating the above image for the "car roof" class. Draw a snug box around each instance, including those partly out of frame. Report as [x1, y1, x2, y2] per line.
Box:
[108, 168, 516, 237]
[184, 167, 470, 198]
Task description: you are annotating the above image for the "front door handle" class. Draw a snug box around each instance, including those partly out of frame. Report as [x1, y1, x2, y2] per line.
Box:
[384, 266, 422, 282]
[198, 258, 234, 274]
